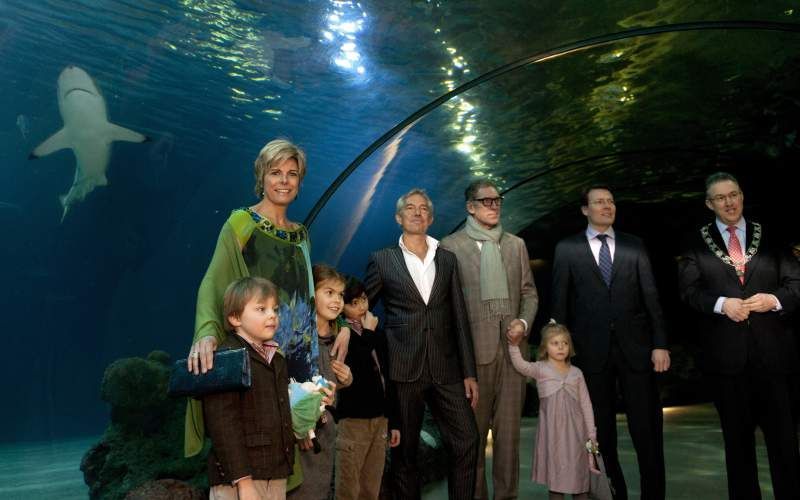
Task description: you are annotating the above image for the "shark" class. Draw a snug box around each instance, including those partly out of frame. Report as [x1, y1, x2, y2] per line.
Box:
[29, 66, 149, 221]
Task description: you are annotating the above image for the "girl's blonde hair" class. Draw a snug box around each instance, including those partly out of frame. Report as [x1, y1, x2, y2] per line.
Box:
[537, 322, 576, 361]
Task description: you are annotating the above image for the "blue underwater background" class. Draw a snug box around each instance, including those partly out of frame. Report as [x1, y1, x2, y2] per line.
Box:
[2, 0, 800, 497]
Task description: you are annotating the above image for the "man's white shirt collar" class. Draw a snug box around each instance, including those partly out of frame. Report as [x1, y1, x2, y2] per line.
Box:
[586, 226, 616, 240]
[715, 217, 746, 235]
[585, 226, 616, 264]
[398, 234, 439, 304]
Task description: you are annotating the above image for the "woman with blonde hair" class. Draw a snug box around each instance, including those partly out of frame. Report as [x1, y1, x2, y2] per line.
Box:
[183, 139, 348, 459]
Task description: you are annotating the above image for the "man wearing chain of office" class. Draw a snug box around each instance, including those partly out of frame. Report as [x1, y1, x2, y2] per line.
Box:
[678, 171, 800, 500]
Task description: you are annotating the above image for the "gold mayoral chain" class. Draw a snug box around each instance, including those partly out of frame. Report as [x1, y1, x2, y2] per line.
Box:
[700, 222, 761, 278]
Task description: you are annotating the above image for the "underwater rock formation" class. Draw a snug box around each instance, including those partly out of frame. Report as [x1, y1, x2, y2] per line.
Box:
[81, 351, 206, 500]
[83, 350, 449, 499]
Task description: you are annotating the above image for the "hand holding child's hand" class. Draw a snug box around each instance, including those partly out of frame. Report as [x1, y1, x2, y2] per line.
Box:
[389, 429, 401, 448]
[298, 437, 314, 451]
[331, 360, 353, 386]
[505, 329, 523, 346]
[363, 311, 379, 330]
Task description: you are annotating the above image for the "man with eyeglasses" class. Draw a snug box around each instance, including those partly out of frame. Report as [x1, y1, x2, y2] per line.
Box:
[678, 172, 800, 500]
[441, 179, 538, 500]
[551, 184, 669, 500]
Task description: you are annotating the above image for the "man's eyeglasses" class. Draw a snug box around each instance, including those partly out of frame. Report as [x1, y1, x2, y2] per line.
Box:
[472, 196, 504, 208]
[707, 191, 741, 204]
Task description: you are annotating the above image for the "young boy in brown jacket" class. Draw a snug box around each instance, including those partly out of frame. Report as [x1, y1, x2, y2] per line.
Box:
[202, 277, 296, 500]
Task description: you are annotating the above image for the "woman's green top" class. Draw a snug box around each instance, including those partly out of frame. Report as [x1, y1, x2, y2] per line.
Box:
[185, 208, 316, 457]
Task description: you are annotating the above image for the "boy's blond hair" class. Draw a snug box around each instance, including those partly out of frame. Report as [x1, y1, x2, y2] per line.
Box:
[537, 322, 576, 361]
[222, 277, 279, 332]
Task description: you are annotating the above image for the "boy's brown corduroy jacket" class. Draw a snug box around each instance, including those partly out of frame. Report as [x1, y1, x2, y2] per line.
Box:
[202, 334, 295, 485]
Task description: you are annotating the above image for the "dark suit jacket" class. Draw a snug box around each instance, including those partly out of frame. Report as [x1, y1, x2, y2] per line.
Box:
[551, 230, 668, 373]
[678, 220, 800, 374]
[203, 334, 295, 486]
[365, 245, 477, 384]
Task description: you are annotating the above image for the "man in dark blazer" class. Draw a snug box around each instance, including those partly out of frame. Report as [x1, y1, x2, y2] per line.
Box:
[678, 172, 800, 500]
[551, 185, 669, 500]
[365, 188, 479, 500]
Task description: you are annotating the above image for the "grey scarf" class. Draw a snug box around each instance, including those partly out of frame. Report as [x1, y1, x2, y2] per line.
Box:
[464, 215, 510, 319]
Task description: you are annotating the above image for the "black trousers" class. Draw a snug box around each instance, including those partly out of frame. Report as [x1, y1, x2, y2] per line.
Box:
[391, 370, 479, 500]
[584, 342, 665, 500]
[709, 367, 800, 500]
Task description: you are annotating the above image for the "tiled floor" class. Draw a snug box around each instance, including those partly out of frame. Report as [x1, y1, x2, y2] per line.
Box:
[422, 403, 775, 499]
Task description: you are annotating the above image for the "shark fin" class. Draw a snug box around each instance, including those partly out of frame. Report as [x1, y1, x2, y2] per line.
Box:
[107, 123, 147, 143]
[31, 128, 70, 158]
[59, 194, 70, 223]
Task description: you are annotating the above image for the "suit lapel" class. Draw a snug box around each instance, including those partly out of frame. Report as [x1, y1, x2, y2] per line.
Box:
[499, 233, 513, 271]
[463, 233, 482, 272]
[579, 234, 607, 286]
[428, 248, 447, 301]
[610, 234, 624, 284]
[390, 246, 426, 304]
[742, 220, 761, 286]
[709, 223, 742, 284]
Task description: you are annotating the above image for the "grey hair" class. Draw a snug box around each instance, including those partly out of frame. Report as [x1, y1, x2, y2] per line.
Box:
[395, 188, 434, 216]
[464, 178, 499, 202]
[704, 172, 740, 198]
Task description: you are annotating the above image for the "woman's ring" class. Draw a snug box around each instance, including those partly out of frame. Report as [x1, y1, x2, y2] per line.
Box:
[191, 352, 199, 358]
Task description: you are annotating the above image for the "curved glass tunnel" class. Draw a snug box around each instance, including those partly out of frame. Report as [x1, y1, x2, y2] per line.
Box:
[0, 1, 799, 497]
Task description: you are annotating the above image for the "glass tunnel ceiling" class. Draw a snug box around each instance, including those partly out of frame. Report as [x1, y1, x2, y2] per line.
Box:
[5, 1, 800, 273]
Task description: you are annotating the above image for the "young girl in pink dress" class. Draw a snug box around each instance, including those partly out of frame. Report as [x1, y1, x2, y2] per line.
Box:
[508, 322, 600, 500]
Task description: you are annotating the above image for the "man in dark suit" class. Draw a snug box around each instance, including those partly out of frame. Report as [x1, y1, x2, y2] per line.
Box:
[365, 188, 480, 500]
[551, 185, 669, 500]
[678, 172, 800, 500]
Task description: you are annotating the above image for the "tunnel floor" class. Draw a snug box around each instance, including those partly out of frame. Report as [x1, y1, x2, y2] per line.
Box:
[0, 403, 777, 499]
[424, 403, 776, 500]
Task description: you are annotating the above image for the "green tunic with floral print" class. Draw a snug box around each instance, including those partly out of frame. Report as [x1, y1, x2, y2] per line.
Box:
[185, 208, 316, 457]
